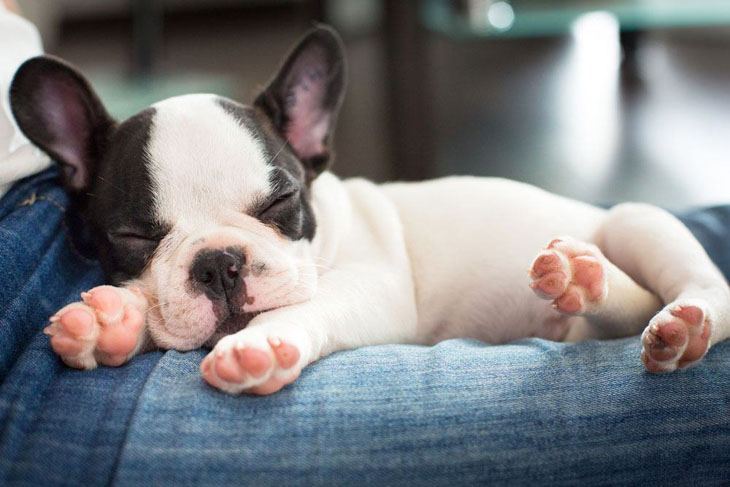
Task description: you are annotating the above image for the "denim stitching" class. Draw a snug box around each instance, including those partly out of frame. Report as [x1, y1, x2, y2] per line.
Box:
[15, 192, 97, 266]
[18, 193, 67, 213]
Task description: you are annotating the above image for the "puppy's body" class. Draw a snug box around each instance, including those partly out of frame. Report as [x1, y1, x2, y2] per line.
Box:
[318, 174, 601, 349]
[11, 26, 730, 395]
[381, 176, 603, 344]
[318, 174, 728, 347]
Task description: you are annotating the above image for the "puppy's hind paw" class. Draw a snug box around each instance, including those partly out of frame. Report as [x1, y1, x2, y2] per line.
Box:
[641, 300, 712, 373]
[529, 237, 608, 315]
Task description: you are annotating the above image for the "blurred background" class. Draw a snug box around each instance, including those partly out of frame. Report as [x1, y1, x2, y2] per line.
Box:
[16, 0, 730, 209]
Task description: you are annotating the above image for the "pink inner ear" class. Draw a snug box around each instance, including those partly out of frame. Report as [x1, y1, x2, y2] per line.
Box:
[284, 50, 332, 159]
[287, 108, 329, 159]
[41, 79, 92, 188]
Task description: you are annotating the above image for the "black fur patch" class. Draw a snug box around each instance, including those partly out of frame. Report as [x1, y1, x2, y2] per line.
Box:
[217, 97, 317, 241]
[85, 108, 170, 283]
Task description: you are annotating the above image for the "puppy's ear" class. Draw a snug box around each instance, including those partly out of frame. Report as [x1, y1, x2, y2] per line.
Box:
[10, 55, 115, 192]
[254, 24, 346, 179]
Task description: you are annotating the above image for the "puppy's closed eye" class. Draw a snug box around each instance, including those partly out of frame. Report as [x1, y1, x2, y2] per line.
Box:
[107, 229, 164, 248]
[258, 190, 299, 219]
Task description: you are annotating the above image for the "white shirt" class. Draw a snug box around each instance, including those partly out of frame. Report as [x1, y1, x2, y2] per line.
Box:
[0, 5, 50, 198]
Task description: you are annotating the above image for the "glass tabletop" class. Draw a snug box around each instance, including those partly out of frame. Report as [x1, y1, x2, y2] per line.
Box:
[423, 0, 730, 38]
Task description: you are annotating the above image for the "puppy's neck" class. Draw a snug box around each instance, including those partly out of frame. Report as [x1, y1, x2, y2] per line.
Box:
[309, 171, 349, 268]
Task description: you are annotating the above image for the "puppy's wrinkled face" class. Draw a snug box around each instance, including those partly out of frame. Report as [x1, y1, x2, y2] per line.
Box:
[97, 95, 320, 349]
[10, 26, 346, 349]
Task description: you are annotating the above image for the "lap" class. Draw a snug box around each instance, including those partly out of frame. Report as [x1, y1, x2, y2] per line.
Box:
[110, 339, 730, 485]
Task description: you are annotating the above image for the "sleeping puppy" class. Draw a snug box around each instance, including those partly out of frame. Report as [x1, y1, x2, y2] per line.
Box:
[11, 26, 730, 395]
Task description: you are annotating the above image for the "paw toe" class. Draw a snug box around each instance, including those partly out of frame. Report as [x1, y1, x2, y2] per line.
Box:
[671, 305, 703, 327]
[555, 287, 583, 314]
[530, 252, 563, 278]
[572, 256, 604, 300]
[655, 320, 688, 347]
[270, 339, 300, 369]
[96, 326, 139, 356]
[236, 347, 272, 378]
[647, 339, 680, 362]
[531, 272, 568, 298]
[641, 351, 675, 373]
[214, 350, 248, 383]
[83, 286, 124, 321]
[59, 308, 95, 338]
[681, 323, 711, 363]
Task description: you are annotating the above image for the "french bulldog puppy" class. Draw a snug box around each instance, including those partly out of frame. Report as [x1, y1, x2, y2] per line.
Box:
[10, 26, 729, 395]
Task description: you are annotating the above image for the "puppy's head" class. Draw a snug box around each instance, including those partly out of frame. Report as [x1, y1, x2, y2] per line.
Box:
[10, 25, 346, 349]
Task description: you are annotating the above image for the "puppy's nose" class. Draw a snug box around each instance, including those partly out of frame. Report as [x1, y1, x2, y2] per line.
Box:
[190, 247, 245, 301]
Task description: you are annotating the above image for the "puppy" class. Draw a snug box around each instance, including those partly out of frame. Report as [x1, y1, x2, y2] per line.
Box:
[11, 26, 729, 395]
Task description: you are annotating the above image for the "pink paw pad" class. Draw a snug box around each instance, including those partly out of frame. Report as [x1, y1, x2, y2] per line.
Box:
[642, 303, 711, 372]
[96, 310, 143, 357]
[529, 238, 607, 315]
[237, 348, 272, 378]
[201, 338, 302, 396]
[571, 256, 604, 301]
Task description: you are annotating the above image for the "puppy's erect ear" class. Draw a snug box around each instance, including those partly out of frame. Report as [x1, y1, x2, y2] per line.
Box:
[10, 55, 115, 192]
[254, 25, 346, 179]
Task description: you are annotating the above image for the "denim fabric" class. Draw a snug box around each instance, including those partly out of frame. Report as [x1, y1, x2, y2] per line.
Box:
[0, 169, 729, 486]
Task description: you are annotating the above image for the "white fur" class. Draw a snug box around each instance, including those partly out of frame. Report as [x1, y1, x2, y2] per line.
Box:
[148, 94, 273, 228]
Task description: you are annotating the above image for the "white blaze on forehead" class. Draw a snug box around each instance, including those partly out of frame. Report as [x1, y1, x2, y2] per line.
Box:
[147, 94, 272, 226]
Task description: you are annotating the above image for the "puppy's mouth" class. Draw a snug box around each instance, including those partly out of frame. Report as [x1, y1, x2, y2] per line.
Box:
[205, 310, 260, 347]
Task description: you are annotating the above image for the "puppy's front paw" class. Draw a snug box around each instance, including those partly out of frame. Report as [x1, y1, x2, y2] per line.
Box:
[201, 328, 305, 395]
[641, 300, 712, 373]
[44, 285, 146, 369]
[529, 237, 608, 315]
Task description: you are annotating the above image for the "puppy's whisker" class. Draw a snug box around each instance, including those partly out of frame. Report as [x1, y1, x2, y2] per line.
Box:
[266, 141, 289, 167]
[145, 300, 171, 313]
[95, 175, 128, 197]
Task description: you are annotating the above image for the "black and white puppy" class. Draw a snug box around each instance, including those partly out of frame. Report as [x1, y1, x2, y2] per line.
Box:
[11, 26, 730, 395]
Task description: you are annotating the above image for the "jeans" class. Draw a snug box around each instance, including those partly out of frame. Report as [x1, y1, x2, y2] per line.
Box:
[1, 169, 729, 486]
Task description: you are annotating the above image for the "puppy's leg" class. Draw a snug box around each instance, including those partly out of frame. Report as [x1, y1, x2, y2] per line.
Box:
[200, 265, 417, 395]
[530, 236, 662, 339]
[44, 284, 149, 369]
[594, 203, 730, 372]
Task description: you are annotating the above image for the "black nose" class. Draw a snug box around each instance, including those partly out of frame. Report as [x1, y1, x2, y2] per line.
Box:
[190, 247, 245, 302]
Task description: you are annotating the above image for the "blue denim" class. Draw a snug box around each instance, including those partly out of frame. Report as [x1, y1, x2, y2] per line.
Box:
[1, 169, 729, 486]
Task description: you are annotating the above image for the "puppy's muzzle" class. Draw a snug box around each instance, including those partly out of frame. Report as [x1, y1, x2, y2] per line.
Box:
[190, 246, 246, 313]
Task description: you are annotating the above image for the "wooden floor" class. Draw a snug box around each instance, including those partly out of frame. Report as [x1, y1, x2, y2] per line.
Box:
[55, 7, 730, 210]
